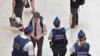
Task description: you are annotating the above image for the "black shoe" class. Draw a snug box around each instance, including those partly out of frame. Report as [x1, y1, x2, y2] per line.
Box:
[75, 23, 78, 25]
[19, 28, 24, 31]
[71, 25, 75, 28]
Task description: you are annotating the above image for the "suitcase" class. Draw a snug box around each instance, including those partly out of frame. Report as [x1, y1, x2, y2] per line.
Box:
[9, 17, 22, 28]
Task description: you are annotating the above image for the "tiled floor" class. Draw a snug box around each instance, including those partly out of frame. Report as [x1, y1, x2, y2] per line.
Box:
[0, 0, 100, 56]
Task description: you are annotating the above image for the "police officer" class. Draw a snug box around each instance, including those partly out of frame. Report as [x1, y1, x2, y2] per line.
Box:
[12, 0, 35, 31]
[12, 26, 35, 56]
[70, 30, 91, 56]
[48, 17, 70, 56]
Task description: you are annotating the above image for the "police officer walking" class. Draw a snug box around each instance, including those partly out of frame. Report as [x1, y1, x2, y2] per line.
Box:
[48, 17, 70, 56]
[12, 26, 35, 56]
[70, 30, 91, 56]
[12, 0, 35, 31]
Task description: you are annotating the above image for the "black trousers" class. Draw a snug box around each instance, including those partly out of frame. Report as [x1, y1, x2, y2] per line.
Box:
[15, 6, 24, 20]
[14, 6, 24, 29]
[31, 37, 44, 56]
[71, 7, 79, 27]
[51, 44, 67, 56]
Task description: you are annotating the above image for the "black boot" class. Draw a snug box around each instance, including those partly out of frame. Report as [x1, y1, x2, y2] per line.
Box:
[71, 25, 75, 28]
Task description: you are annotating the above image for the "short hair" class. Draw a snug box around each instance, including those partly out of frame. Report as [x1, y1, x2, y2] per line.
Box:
[54, 23, 60, 27]
[24, 32, 31, 35]
[33, 12, 40, 18]
[78, 37, 86, 41]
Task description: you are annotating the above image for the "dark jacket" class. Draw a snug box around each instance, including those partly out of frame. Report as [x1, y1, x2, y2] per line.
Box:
[71, 0, 80, 8]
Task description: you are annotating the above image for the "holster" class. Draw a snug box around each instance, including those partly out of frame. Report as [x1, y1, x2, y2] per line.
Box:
[49, 41, 53, 48]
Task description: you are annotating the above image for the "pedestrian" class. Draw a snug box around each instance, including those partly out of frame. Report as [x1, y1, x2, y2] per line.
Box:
[12, 26, 35, 56]
[29, 12, 47, 56]
[12, 0, 35, 31]
[48, 17, 70, 56]
[70, 30, 91, 56]
[70, 0, 85, 28]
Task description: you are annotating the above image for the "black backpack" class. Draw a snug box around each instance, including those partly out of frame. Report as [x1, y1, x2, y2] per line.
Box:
[29, 16, 43, 33]
[79, 0, 85, 5]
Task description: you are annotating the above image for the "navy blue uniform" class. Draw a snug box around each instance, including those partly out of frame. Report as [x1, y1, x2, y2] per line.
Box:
[74, 42, 90, 56]
[51, 28, 68, 56]
[12, 35, 30, 56]
[70, 30, 91, 56]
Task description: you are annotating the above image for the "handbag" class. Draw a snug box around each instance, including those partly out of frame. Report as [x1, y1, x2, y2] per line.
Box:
[25, 0, 30, 8]
[9, 17, 22, 28]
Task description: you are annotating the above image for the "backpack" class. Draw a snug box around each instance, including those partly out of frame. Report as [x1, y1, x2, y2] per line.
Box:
[29, 16, 43, 33]
[79, 0, 85, 5]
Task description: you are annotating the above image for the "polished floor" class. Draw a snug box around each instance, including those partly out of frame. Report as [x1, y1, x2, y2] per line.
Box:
[0, 0, 100, 56]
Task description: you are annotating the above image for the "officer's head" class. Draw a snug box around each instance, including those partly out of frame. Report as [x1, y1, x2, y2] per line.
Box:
[78, 30, 86, 45]
[53, 17, 60, 27]
[33, 12, 40, 23]
[24, 26, 33, 37]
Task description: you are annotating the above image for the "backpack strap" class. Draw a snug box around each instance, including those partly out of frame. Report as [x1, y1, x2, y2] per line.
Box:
[39, 16, 43, 33]
[29, 17, 33, 27]
[29, 16, 43, 33]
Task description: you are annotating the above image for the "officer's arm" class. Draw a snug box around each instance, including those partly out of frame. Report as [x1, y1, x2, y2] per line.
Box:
[30, 0, 35, 13]
[43, 21, 47, 35]
[28, 42, 35, 56]
[88, 44, 91, 56]
[69, 45, 75, 55]
[66, 25, 70, 31]
[12, 0, 16, 15]
[48, 31, 53, 40]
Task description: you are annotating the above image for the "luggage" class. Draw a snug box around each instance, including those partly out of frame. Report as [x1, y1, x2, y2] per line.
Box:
[9, 17, 22, 28]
